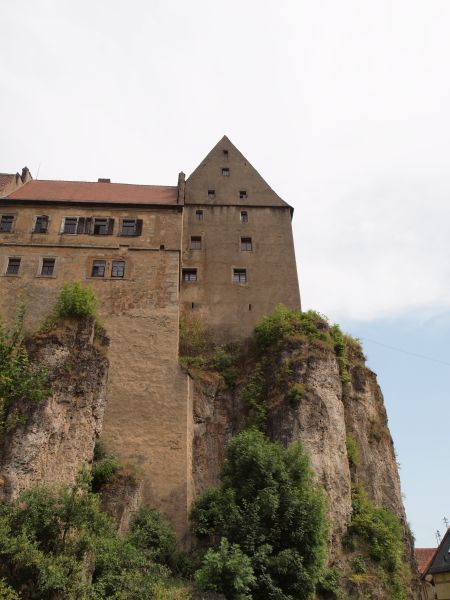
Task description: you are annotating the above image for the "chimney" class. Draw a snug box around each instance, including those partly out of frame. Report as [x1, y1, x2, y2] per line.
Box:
[98, 178, 111, 183]
[177, 172, 185, 204]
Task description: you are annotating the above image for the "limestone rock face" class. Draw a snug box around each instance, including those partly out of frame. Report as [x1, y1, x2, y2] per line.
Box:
[0, 319, 108, 501]
[192, 336, 412, 569]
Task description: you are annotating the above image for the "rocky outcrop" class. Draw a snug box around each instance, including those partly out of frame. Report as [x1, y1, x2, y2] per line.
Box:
[191, 332, 415, 587]
[0, 319, 108, 501]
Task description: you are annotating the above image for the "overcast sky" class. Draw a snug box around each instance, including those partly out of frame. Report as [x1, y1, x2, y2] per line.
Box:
[2, 0, 449, 546]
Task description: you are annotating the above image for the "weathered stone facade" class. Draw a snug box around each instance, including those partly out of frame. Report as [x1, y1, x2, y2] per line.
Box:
[0, 137, 300, 540]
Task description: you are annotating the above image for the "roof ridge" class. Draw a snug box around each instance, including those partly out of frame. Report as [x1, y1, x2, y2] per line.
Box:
[29, 179, 176, 188]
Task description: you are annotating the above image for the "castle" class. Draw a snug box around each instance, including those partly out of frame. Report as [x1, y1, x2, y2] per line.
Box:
[0, 136, 300, 541]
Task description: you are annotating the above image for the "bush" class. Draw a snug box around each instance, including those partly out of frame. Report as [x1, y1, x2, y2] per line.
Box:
[55, 281, 98, 320]
[241, 364, 266, 430]
[195, 537, 255, 600]
[345, 434, 360, 469]
[0, 474, 179, 598]
[212, 345, 239, 388]
[348, 485, 409, 599]
[91, 454, 120, 492]
[316, 567, 343, 598]
[130, 507, 177, 566]
[179, 315, 208, 357]
[286, 383, 304, 405]
[0, 579, 20, 600]
[191, 429, 328, 600]
[0, 305, 49, 432]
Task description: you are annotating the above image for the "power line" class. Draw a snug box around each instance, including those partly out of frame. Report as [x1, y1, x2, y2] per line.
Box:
[360, 337, 450, 367]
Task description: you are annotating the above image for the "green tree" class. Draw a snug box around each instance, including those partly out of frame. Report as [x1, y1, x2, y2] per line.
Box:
[191, 429, 328, 600]
[0, 305, 48, 432]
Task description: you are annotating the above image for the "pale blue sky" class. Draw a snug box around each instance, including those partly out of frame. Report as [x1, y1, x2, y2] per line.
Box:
[2, 0, 449, 546]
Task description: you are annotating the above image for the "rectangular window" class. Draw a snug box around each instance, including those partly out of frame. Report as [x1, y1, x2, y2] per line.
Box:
[182, 268, 197, 282]
[190, 236, 202, 250]
[6, 257, 20, 275]
[0, 215, 14, 232]
[240, 237, 252, 251]
[233, 268, 247, 283]
[34, 216, 49, 233]
[93, 218, 114, 235]
[222, 168, 229, 176]
[239, 190, 248, 199]
[208, 190, 215, 199]
[91, 260, 106, 277]
[240, 211, 248, 223]
[120, 219, 142, 236]
[41, 258, 55, 276]
[195, 210, 204, 221]
[62, 217, 79, 234]
[111, 260, 125, 278]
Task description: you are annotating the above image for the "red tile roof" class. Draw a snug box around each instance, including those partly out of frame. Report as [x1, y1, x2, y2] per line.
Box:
[7, 179, 179, 205]
[415, 548, 436, 575]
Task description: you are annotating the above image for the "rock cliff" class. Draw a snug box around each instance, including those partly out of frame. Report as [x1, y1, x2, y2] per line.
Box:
[0, 319, 108, 501]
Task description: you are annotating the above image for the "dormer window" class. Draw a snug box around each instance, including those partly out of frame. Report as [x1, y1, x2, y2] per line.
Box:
[208, 190, 216, 199]
[239, 191, 248, 199]
[222, 168, 230, 176]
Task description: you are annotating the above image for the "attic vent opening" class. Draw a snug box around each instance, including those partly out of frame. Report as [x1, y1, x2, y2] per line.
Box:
[98, 178, 111, 183]
[223, 149, 229, 157]
[239, 190, 248, 199]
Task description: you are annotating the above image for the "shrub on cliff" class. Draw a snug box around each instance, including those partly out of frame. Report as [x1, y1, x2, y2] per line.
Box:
[0, 305, 48, 432]
[0, 473, 185, 599]
[191, 429, 328, 600]
[55, 281, 99, 320]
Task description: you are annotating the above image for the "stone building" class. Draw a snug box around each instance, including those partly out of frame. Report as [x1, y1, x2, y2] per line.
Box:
[0, 136, 300, 540]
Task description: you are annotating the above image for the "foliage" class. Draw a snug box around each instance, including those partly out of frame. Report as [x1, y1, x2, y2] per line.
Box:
[191, 429, 328, 600]
[316, 567, 343, 599]
[286, 383, 304, 405]
[195, 537, 255, 600]
[330, 325, 350, 384]
[0, 473, 181, 599]
[347, 485, 409, 600]
[55, 281, 99, 320]
[241, 365, 266, 430]
[179, 315, 208, 357]
[212, 345, 239, 388]
[130, 507, 177, 566]
[91, 454, 120, 492]
[345, 434, 360, 469]
[0, 579, 20, 600]
[0, 305, 49, 432]
[253, 305, 329, 353]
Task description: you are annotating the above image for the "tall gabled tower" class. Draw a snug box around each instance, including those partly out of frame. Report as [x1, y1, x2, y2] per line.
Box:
[181, 136, 301, 340]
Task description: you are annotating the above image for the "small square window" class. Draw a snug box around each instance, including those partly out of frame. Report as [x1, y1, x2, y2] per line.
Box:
[195, 210, 204, 221]
[111, 260, 125, 278]
[41, 258, 55, 276]
[34, 216, 49, 233]
[239, 191, 248, 199]
[233, 268, 247, 283]
[6, 257, 20, 275]
[240, 237, 252, 251]
[208, 190, 215, 199]
[222, 168, 229, 176]
[91, 260, 106, 277]
[93, 218, 109, 235]
[182, 268, 197, 282]
[190, 236, 202, 250]
[240, 211, 248, 223]
[120, 219, 142, 236]
[0, 215, 14, 233]
[223, 149, 229, 157]
[63, 217, 78, 234]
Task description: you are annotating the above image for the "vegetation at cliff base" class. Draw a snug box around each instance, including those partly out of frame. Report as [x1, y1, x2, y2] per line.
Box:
[345, 485, 410, 600]
[191, 429, 328, 600]
[0, 472, 190, 599]
[0, 305, 48, 433]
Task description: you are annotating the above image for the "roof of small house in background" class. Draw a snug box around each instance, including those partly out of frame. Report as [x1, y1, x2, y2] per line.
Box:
[5, 179, 179, 205]
[416, 548, 437, 576]
[426, 528, 450, 576]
